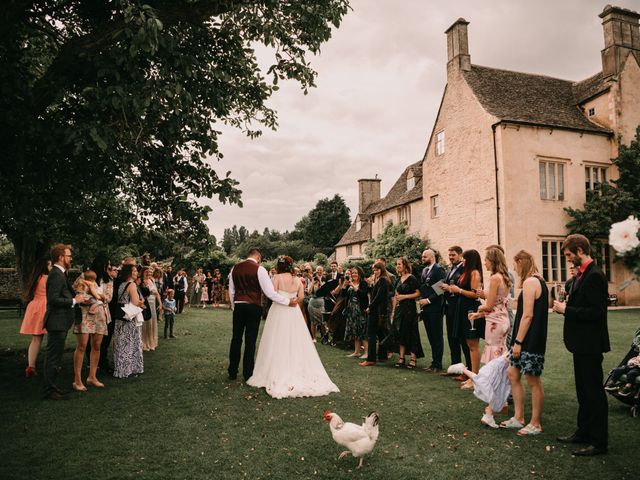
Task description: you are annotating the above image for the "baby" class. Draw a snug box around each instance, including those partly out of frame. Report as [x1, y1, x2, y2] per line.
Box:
[74, 271, 106, 311]
[605, 354, 640, 397]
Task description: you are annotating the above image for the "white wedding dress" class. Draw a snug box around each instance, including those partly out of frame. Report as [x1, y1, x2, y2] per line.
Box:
[246, 290, 340, 399]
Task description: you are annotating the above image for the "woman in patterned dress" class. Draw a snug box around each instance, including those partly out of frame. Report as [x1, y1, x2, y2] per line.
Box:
[19, 258, 51, 377]
[212, 269, 224, 307]
[113, 265, 145, 378]
[342, 267, 369, 358]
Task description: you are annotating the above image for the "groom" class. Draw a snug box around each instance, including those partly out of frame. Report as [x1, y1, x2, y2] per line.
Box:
[227, 248, 297, 381]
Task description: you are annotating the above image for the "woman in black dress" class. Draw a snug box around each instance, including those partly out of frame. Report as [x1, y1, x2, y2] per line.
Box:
[392, 257, 424, 369]
[442, 249, 483, 389]
[501, 250, 548, 435]
[360, 261, 392, 366]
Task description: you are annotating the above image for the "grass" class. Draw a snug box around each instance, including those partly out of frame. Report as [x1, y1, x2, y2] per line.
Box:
[0, 307, 638, 480]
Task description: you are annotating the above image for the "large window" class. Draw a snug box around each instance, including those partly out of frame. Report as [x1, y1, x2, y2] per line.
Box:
[398, 205, 411, 225]
[585, 165, 608, 192]
[435, 131, 445, 156]
[541, 239, 567, 282]
[539, 159, 565, 201]
[430, 195, 439, 218]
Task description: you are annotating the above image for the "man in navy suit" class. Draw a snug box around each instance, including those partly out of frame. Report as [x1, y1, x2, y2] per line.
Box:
[418, 249, 446, 372]
[553, 234, 610, 456]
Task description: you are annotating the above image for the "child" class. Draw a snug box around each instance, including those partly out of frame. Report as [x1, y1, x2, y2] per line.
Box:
[605, 354, 640, 397]
[163, 289, 177, 339]
[449, 354, 511, 429]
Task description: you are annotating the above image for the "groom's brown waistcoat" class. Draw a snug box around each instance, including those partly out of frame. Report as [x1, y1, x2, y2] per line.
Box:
[232, 260, 261, 306]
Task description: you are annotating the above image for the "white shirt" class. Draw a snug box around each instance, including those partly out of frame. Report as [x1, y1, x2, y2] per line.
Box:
[228, 258, 290, 307]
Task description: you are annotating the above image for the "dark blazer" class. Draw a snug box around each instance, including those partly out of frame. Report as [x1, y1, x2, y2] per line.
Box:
[369, 276, 390, 319]
[443, 262, 463, 307]
[420, 263, 446, 312]
[43, 265, 77, 332]
[563, 262, 610, 354]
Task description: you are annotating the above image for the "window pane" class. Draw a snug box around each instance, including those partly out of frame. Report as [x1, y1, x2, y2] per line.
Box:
[542, 241, 549, 281]
[551, 241, 558, 281]
[593, 168, 599, 189]
[560, 254, 567, 282]
[558, 163, 564, 200]
[549, 163, 556, 199]
[585, 167, 591, 191]
[601, 168, 607, 183]
[539, 162, 547, 199]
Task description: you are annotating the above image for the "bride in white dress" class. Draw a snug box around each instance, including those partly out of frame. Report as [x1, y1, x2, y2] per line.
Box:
[247, 256, 339, 399]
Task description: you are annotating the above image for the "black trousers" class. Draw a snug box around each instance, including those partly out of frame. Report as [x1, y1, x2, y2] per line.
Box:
[43, 330, 69, 397]
[175, 292, 185, 313]
[445, 302, 470, 367]
[164, 313, 175, 337]
[573, 353, 608, 448]
[421, 307, 444, 369]
[366, 312, 388, 362]
[228, 303, 262, 380]
[97, 316, 116, 370]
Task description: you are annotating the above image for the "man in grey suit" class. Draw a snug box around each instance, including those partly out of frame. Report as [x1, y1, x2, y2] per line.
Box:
[42, 244, 88, 400]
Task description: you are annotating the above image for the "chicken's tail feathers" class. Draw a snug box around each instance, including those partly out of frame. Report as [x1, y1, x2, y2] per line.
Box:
[363, 411, 380, 442]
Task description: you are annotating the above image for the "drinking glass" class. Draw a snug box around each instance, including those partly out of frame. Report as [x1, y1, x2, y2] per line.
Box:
[467, 310, 476, 331]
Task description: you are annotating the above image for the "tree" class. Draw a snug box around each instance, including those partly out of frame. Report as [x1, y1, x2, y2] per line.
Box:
[364, 221, 428, 271]
[0, 0, 350, 283]
[565, 127, 640, 261]
[294, 194, 351, 255]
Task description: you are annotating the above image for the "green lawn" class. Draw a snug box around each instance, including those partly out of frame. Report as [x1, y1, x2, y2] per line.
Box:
[0, 307, 638, 480]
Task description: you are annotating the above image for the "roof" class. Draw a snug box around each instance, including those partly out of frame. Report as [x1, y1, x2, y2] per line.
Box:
[335, 161, 423, 247]
[572, 71, 610, 103]
[464, 65, 612, 134]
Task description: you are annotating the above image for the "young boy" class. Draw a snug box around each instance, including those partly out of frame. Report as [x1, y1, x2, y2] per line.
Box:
[605, 354, 640, 397]
[163, 289, 177, 339]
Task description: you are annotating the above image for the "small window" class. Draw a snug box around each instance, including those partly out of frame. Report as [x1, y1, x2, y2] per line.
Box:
[346, 245, 353, 256]
[588, 107, 595, 116]
[541, 239, 568, 282]
[539, 159, 565, 201]
[398, 205, 411, 225]
[435, 131, 445, 156]
[430, 195, 439, 218]
[585, 165, 608, 192]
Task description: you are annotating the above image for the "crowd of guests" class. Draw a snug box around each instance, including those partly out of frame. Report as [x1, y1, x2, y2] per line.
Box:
[270, 235, 610, 455]
[18, 245, 229, 398]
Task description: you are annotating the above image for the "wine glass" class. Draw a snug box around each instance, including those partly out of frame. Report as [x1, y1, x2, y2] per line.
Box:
[467, 310, 476, 331]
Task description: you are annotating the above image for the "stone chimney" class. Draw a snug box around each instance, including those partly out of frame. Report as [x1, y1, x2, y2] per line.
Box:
[358, 178, 381, 213]
[445, 18, 471, 76]
[599, 5, 640, 78]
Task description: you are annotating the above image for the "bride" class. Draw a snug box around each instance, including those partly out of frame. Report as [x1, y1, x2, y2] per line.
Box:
[247, 256, 340, 399]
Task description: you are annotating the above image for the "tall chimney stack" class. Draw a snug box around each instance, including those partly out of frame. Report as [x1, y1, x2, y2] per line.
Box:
[599, 5, 640, 78]
[445, 18, 471, 76]
[358, 178, 381, 214]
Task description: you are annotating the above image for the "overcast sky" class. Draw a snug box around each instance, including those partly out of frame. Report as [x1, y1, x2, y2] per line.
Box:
[203, 0, 636, 241]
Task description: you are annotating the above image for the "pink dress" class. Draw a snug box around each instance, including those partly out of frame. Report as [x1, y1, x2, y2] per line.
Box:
[481, 282, 510, 364]
[19, 275, 48, 335]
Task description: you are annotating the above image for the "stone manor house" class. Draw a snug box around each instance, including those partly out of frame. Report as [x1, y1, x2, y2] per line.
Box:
[335, 5, 640, 305]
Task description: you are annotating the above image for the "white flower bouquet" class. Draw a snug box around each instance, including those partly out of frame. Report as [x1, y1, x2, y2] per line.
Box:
[609, 216, 640, 289]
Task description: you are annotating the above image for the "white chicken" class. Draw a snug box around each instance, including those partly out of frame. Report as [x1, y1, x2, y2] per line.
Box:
[323, 410, 379, 468]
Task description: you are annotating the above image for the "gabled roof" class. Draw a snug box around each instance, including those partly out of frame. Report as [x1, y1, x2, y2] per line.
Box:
[335, 161, 423, 247]
[572, 71, 610, 104]
[464, 65, 612, 134]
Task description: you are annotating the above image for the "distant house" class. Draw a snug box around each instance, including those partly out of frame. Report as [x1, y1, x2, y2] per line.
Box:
[335, 5, 640, 305]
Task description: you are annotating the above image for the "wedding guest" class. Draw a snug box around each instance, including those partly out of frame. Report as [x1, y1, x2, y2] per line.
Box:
[173, 269, 188, 313]
[19, 258, 51, 377]
[87, 255, 114, 373]
[392, 257, 423, 369]
[141, 253, 151, 267]
[163, 289, 177, 339]
[498, 250, 549, 435]
[163, 265, 174, 293]
[213, 269, 224, 307]
[442, 249, 483, 389]
[141, 267, 160, 351]
[328, 261, 342, 281]
[308, 267, 327, 343]
[42, 244, 88, 400]
[441, 246, 468, 374]
[418, 249, 446, 372]
[112, 264, 145, 378]
[342, 267, 369, 358]
[205, 271, 214, 305]
[105, 258, 134, 372]
[190, 267, 205, 306]
[153, 267, 165, 299]
[72, 270, 109, 391]
[553, 234, 610, 456]
[360, 261, 391, 366]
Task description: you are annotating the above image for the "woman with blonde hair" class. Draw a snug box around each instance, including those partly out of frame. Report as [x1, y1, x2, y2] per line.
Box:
[500, 250, 548, 435]
[468, 246, 512, 427]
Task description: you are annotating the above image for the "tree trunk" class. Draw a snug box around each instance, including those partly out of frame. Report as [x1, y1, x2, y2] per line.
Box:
[12, 236, 49, 295]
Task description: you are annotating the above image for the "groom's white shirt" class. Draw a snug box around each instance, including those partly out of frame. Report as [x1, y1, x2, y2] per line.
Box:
[228, 258, 290, 307]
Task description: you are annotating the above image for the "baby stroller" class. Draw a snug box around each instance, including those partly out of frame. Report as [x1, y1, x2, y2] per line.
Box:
[604, 327, 640, 418]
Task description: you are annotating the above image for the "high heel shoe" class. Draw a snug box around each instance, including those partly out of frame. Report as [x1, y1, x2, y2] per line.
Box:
[394, 357, 405, 368]
[86, 378, 105, 388]
[25, 366, 38, 378]
[72, 382, 88, 392]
